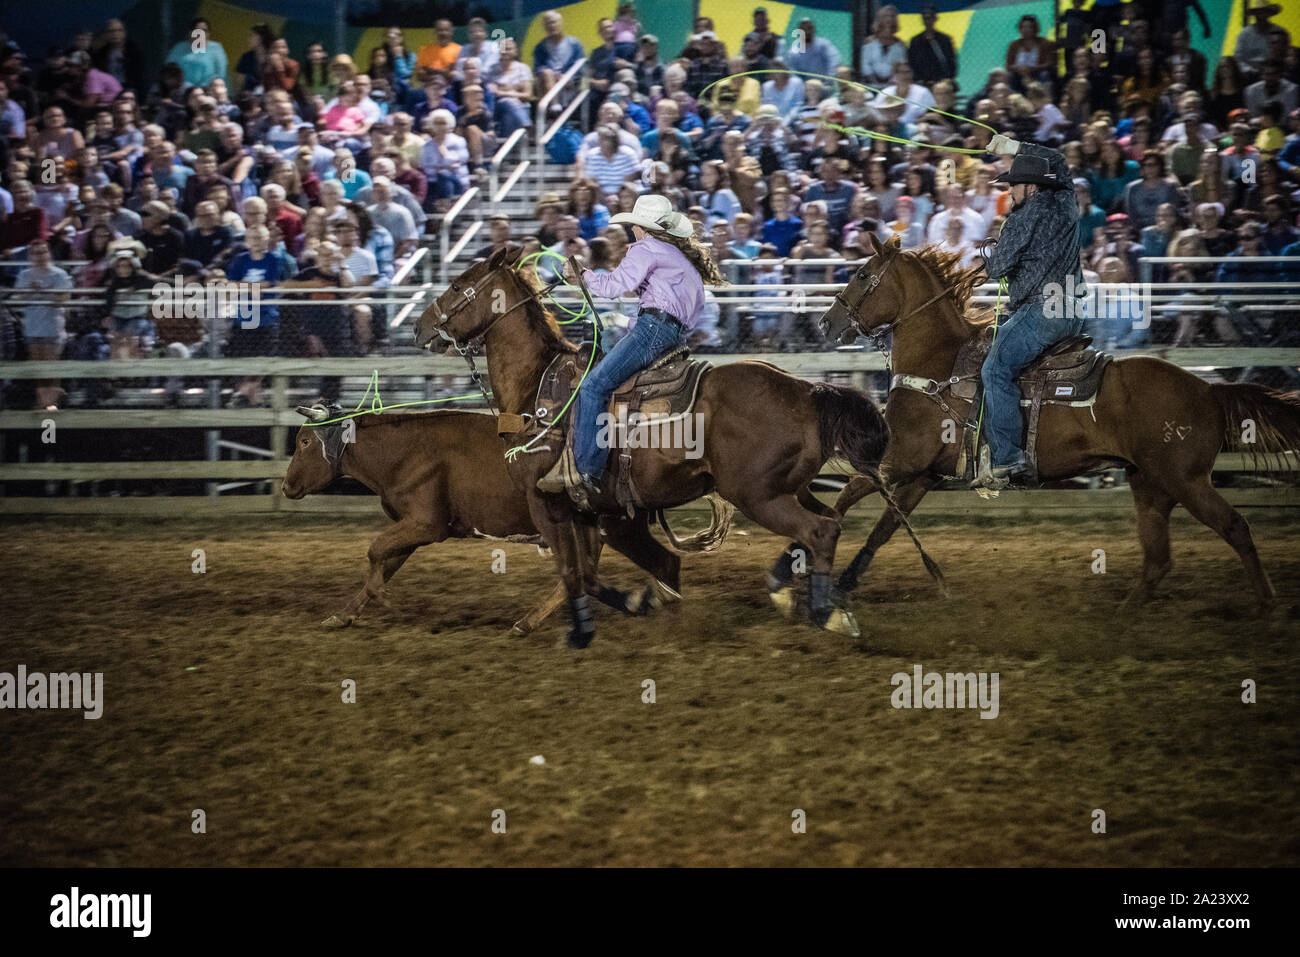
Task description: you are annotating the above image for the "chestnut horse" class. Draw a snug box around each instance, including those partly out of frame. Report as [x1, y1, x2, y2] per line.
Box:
[281, 404, 732, 633]
[818, 234, 1300, 614]
[413, 244, 892, 646]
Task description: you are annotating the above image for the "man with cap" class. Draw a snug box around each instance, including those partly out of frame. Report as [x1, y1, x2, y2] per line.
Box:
[974, 134, 1086, 490]
[536, 194, 727, 500]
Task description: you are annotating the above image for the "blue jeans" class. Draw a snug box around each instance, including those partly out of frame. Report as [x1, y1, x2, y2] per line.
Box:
[574, 311, 688, 478]
[981, 300, 1085, 468]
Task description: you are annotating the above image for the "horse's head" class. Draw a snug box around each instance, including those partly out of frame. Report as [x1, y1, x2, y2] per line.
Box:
[818, 232, 908, 347]
[282, 402, 349, 499]
[413, 244, 528, 351]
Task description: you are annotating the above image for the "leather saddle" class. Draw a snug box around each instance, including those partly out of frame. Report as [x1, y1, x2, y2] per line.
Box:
[892, 327, 1113, 487]
[515, 345, 710, 512]
[949, 328, 1110, 405]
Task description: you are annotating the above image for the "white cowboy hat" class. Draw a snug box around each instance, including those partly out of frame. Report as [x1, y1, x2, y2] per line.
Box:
[609, 194, 693, 238]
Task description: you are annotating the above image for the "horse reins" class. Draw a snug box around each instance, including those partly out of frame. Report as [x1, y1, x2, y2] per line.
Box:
[424, 265, 568, 411]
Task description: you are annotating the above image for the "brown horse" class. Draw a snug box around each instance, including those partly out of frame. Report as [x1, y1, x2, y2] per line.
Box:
[818, 233, 1300, 613]
[281, 403, 733, 633]
[413, 244, 892, 646]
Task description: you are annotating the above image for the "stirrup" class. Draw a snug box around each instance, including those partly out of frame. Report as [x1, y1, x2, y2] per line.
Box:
[536, 447, 578, 493]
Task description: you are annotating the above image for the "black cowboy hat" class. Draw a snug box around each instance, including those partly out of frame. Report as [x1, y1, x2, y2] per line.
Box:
[991, 153, 1068, 189]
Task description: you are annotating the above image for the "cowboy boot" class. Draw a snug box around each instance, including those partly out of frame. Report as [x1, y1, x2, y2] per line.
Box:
[536, 447, 579, 493]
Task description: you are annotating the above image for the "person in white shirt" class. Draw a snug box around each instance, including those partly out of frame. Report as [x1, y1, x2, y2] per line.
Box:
[760, 67, 804, 122]
[936, 215, 978, 268]
[926, 184, 987, 245]
[419, 109, 470, 207]
[860, 7, 908, 85]
[870, 61, 935, 129]
[1159, 93, 1220, 143]
[454, 17, 500, 80]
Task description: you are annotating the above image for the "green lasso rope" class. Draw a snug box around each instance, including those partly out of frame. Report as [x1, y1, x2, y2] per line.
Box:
[305, 250, 601, 433]
[698, 68, 997, 155]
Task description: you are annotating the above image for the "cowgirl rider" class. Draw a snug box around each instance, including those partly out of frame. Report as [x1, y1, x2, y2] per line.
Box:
[537, 194, 728, 498]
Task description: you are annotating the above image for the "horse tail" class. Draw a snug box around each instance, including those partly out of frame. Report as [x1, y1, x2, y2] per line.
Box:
[810, 381, 890, 472]
[656, 493, 735, 553]
[1211, 383, 1300, 473]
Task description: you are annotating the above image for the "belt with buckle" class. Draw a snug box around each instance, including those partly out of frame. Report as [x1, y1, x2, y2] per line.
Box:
[640, 307, 685, 330]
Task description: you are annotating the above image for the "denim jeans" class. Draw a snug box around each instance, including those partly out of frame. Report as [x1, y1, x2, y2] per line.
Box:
[981, 299, 1086, 468]
[574, 311, 689, 479]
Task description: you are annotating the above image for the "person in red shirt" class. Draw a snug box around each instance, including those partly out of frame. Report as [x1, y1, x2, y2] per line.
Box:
[262, 182, 303, 256]
[1, 181, 50, 253]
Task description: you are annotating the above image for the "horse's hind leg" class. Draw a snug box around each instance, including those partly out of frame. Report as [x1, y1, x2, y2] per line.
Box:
[1168, 475, 1276, 614]
[603, 511, 682, 607]
[837, 475, 936, 597]
[769, 487, 837, 617]
[737, 493, 856, 636]
[1123, 468, 1176, 605]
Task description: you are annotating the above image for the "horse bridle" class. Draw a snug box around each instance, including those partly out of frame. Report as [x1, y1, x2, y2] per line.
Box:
[424, 263, 566, 409]
[831, 246, 958, 352]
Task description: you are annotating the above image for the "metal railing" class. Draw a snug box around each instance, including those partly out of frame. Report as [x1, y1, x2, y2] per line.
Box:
[488, 128, 531, 205]
[534, 57, 587, 197]
[437, 185, 481, 282]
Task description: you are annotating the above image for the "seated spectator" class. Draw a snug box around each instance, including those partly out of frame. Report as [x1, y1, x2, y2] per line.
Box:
[584, 123, 641, 197]
[184, 200, 233, 275]
[486, 38, 532, 136]
[1140, 202, 1182, 279]
[696, 160, 741, 226]
[416, 19, 460, 73]
[1089, 138, 1140, 212]
[1261, 193, 1298, 252]
[779, 18, 840, 79]
[1124, 149, 1181, 230]
[804, 157, 856, 235]
[1005, 14, 1055, 91]
[456, 84, 495, 172]
[760, 64, 804, 123]
[321, 149, 368, 202]
[568, 178, 610, 240]
[419, 109, 469, 211]
[454, 18, 500, 81]
[926, 182, 986, 245]
[532, 10, 585, 109]
[365, 175, 417, 258]
[1091, 212, 1143, 275]
[761, 187, 803, 256]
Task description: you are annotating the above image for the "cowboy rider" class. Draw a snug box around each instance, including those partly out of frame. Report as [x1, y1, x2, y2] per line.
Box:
[536, 193, 728, 500]
[976, 133, 1087, 489]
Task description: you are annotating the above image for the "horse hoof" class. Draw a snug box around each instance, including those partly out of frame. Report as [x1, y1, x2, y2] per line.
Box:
[769, 586, 795, 618]
[321, 614, 351, 629]
[567, 629, 594, 649]
[651, 579, 682, 605]
[821, 607, 861, 638]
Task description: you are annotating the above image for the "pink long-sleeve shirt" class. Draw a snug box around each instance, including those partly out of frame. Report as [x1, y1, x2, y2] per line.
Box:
[581, 235, 705, 328]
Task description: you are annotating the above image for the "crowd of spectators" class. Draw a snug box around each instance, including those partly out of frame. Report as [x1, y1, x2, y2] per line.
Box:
[1, 1, 1299, 408]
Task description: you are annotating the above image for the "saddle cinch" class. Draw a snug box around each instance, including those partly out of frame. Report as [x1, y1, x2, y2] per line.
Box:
[893, 328, 1113, 486]
[505, 344, 710, 512]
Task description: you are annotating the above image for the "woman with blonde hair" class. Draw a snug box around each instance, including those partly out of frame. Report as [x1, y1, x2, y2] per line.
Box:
[537, 194, 727, 498]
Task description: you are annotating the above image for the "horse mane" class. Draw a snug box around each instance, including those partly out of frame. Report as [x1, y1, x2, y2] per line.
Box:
[508, 263, 580, 354]
[909, 245, 995, 330]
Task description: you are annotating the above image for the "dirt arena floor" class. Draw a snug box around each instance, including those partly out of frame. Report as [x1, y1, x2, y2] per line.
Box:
[2, 507, 1298, 867]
